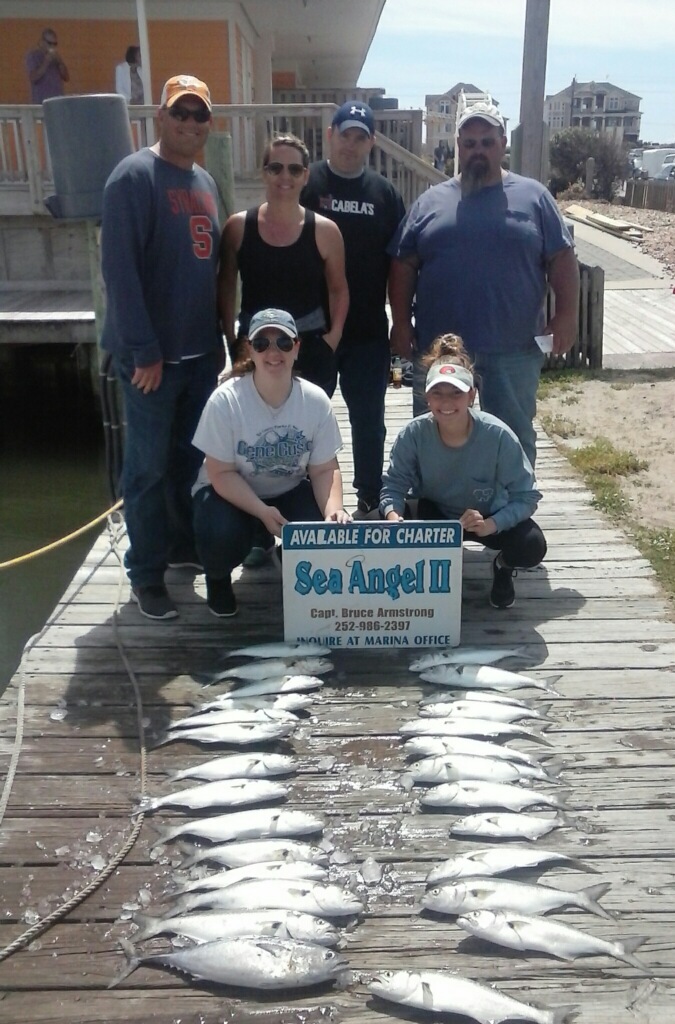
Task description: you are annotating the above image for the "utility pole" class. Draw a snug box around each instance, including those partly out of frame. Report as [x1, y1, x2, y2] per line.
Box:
[513, 0, 550, 181]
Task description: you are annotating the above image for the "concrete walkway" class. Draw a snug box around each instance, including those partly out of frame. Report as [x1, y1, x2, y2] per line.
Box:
[571, 218, 675, 370]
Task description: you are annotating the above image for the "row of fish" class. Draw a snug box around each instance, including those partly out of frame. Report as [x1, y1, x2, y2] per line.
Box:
[364, 645, 649, 1023]
[117, 642, 365, 991]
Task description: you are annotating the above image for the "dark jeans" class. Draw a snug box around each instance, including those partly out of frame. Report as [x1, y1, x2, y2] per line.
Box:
[296, 330, 338, 397]
[336, 339, 390, 504]
[417, 498, 547, 568]
[193, 478, 322, 578]
[115, 352, 218, 587]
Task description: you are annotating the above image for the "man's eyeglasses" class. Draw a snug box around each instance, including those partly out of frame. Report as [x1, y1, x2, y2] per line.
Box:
[44, 37, 58, 46]
[264, 162, 306, 178]
[459, 137, 498, 150]
[168, 105, 211, 124]
[250, 334, 296, 353]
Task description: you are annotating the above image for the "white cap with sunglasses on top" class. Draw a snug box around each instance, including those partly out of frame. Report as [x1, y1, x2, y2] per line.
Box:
[248, 308, 299, 341]
[456, 101, 504, 132]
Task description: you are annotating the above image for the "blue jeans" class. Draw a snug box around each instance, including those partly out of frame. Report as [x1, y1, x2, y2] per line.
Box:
[337, 339, 390, 503]
[193, 479, 322, 578]
[413, 347, 544, 467]
[115, 352, 218, 587]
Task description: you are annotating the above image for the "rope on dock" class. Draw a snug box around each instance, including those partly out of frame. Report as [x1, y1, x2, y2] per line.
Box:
[0, 512, 150, 963]
[0, 498, 124, 571]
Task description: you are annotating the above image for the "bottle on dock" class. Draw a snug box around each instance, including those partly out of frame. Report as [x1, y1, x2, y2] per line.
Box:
[391, 357, 403, 388]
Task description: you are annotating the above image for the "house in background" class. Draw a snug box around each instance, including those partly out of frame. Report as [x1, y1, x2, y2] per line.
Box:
[425, 82, 483, 159]
[545, 80, 642, 146]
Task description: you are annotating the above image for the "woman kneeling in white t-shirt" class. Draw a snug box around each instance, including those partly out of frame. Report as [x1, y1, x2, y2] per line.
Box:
[192, 308, 351, 617]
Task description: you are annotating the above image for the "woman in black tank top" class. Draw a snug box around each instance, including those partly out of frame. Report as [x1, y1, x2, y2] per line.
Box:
[218, 134, 349, 397]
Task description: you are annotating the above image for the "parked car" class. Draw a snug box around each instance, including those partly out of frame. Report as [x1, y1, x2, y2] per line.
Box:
[654, 164, 675, 182]
[639, 149, 675, 178]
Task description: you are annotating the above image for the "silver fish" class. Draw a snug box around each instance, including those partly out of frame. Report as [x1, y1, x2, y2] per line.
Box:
[154, 721, 295, 748]
[450, 812, 574, 841]
[420, 780, 566, 812]
[228, 642, 328, 659]
[151, 808, 324, 847]
[368, 969, 577, 1024]
[457, 909, 649, 972]
[399, 717, 552, 746]
[218, 675, 326, 698]
[116, 936, 348, 989]
[132, 908, 340, 947]
[409, 647, 524, 671]
[166, 753, 296, 785]
[419, 700, 552, 724]
[426, 847, 599, 883]
[420, 664, 561, 694]
[420, 689, 535, 709]
[136, 778, 288, 815]
[170, 879, 365, 918]
[404, 754, 555, 787]
[403, 735, 546, 767]
[196, 693, 314, 714]
[166, 707, 298, 732]
[204, 657, 333, 683]
[179, 838, 329, 870]
[169, 859, 328, 895]
[422, 877, 613, 919]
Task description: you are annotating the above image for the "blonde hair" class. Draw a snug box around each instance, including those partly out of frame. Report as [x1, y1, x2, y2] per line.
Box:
[421, 333, 473, 372]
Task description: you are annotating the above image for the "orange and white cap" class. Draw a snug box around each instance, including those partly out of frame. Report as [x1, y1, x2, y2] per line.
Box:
[160, 75, 212, 111]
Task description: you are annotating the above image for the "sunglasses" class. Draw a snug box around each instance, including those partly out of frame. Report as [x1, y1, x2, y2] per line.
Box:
[459, 137, 498, 149]
[264, 162, 306, 178]
[250, 334, 296, 353]
[168, 105, 211, 124]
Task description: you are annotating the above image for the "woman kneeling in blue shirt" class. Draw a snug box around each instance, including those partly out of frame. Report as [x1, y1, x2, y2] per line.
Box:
[380, 334, 546, 609]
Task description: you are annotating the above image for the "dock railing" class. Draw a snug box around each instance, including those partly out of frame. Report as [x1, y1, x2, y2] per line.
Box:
[0, 102, 444, 215]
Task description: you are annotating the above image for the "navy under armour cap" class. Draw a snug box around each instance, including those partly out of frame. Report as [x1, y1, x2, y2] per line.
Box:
[332, 101, 374, 137]
[248, 308, 299, 340]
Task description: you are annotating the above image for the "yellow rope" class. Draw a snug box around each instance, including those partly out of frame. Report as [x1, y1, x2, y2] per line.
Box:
[0, 498, 124, 570]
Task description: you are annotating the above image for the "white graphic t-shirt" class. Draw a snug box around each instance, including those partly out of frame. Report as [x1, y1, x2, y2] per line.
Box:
[192, 374, 342, 499]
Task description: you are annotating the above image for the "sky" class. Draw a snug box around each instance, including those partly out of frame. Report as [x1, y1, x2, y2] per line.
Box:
[358, 0, 675, 145]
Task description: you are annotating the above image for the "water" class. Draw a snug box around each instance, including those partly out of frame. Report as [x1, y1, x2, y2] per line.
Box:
[0, 346, 109, 696]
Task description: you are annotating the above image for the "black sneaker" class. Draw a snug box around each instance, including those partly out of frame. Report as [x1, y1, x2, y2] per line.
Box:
[131, 584, 178, 620]
[206, 575, 238, 618]
[489, 557, 516, 609]
[243, 543, 275, 568]
[353, 497, 380, 520]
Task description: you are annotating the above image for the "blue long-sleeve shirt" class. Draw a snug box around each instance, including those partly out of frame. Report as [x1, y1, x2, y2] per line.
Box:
[380, 409, 541, 533]
[101, 148, 221, 367]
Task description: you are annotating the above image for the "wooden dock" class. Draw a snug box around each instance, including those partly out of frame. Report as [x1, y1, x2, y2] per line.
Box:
[1, 387, 675, 1023]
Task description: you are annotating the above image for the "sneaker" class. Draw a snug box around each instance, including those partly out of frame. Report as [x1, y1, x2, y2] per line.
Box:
[206, 575, 238, 618]
[243, 543, 276, 568]
[131, 584, 178, 620]
[353, 497, 380, 520]
[489, 556, 516, 610]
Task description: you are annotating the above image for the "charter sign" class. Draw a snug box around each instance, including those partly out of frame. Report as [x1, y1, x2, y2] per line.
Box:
[281, 520, 463, 648]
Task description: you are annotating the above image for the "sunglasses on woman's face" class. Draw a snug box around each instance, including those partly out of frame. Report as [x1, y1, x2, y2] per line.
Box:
[264, 161, 306, 178]
[168, 105, 211, 123]
[250, 334, 296, 353]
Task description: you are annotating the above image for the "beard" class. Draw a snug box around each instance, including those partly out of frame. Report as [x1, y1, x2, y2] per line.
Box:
[461, 157, 490, 195]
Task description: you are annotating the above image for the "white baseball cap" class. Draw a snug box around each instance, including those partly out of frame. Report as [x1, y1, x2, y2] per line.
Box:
[425, 362, 474, 394]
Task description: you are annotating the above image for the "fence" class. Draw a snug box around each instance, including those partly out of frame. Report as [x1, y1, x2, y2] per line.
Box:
[624, 179, 675, 214]
[544, 262, 604, 371]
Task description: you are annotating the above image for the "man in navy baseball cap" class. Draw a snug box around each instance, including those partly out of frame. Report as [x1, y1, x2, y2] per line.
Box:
[331, 101, 375, 137]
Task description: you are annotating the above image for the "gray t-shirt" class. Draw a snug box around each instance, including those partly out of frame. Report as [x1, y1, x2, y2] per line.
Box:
[192, 373, 343, 499]
[380, 409, 540, 532]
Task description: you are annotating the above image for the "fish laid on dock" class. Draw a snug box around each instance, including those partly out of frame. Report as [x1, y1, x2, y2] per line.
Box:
[132, 908, 340, 946]
[179, 837, 329, 870]
[169, 879, 365, 918]
[422, 877, 613, 919]
[151, 808, 324, 847]
[409, 647, 524, 671]
[457, 909, 649, 972]
[166, 752, 296, 785]
[136, 778, 288, 815]
[403, 735, 548, 767]
[196, 693, 314, 714]
[403, 754, 557, 787]
[166, 707, 298, 732]
[211, 675, 326, 698]
[167, 859, 328, 895]
[450, 812, 574, 841]
[419, 699, 552, 724]
[227, 642, 328, 659]
[153, 720, 295, 748]
[399, 717, 552, 746]
[197, 657, 333, 685]
[420, 780, 566, 812]
[426, 847, 598, 884]
[114, 936, 348, 990]
[420, 665, 561, 694]
[368, 968, 577, 1024]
